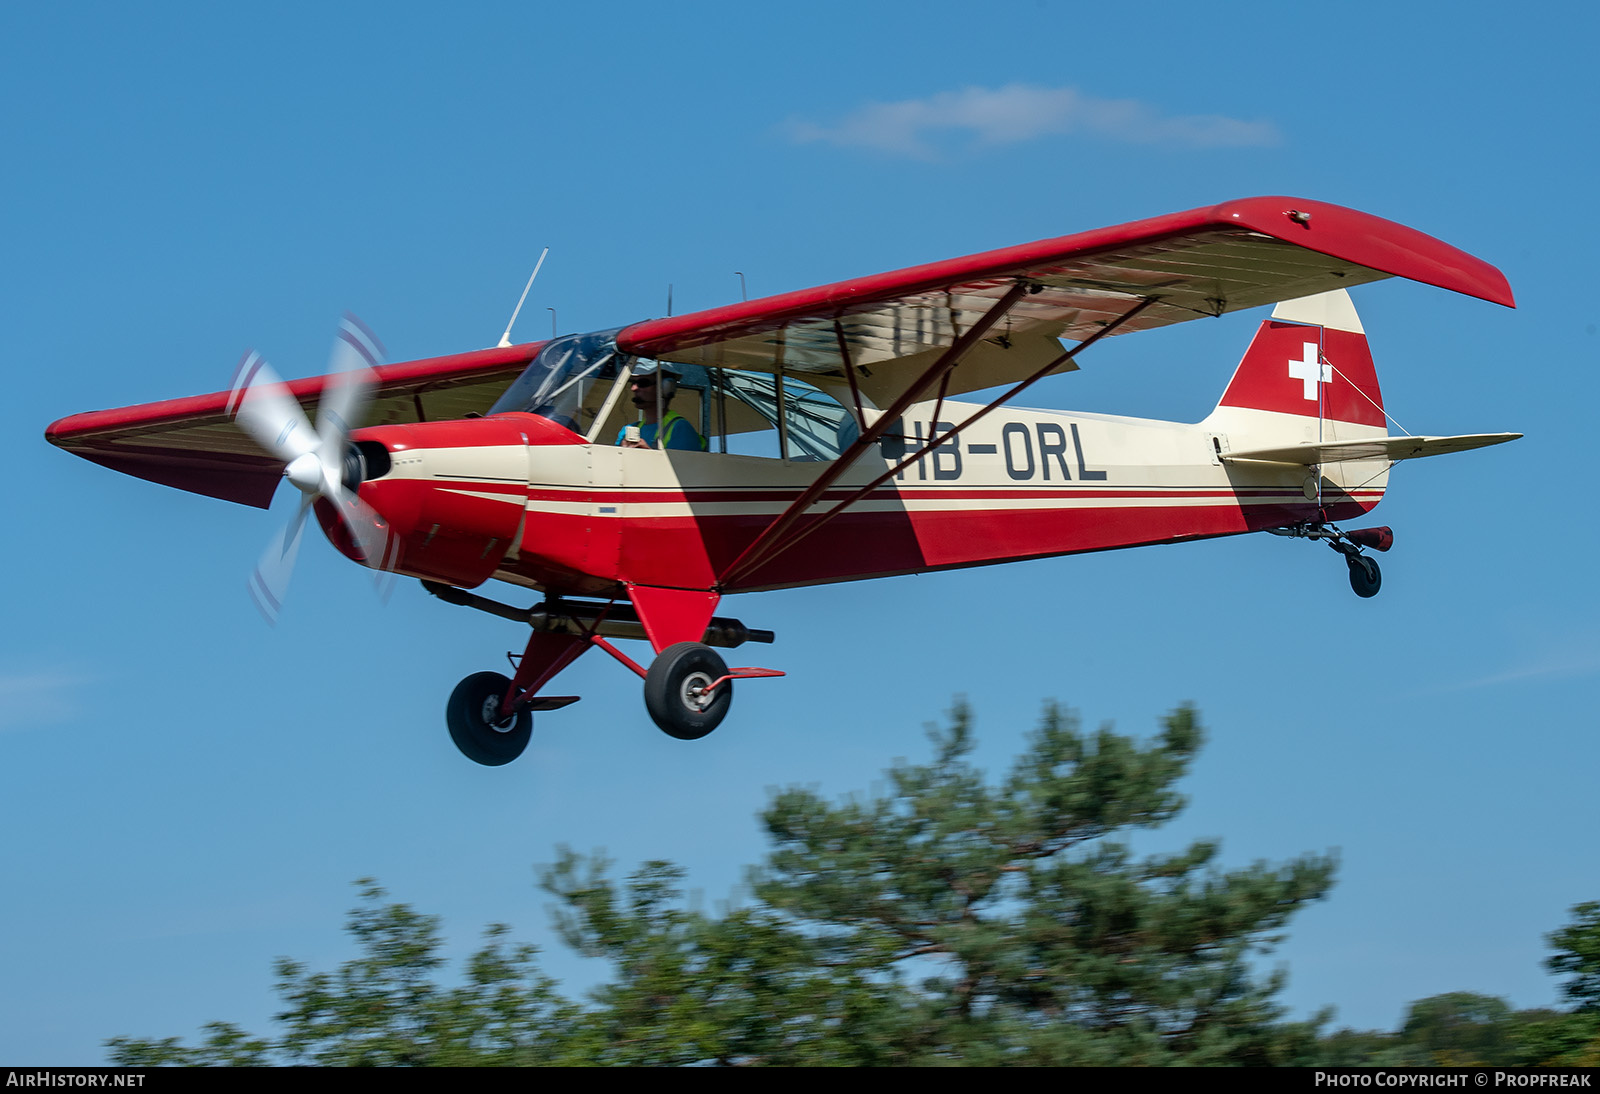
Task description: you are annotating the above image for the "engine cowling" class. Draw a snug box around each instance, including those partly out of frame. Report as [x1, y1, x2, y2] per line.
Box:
[320, 416, 539, 587]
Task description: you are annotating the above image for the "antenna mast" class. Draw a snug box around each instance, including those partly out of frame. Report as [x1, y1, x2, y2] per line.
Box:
[497, 247, 549, 348]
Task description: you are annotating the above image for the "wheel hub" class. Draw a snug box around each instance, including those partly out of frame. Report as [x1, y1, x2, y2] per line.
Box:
[480, 693, 516, 732]
[680, 671, 714, 713]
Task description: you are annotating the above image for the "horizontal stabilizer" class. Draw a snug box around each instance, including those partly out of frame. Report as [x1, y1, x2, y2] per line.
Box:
[1222, 433, 1521, 466]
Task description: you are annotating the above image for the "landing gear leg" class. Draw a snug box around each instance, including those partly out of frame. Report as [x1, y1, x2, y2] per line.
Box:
[423, 581, 780, 755]
[445, 631, 589, 767]
[1267, 522, 1391, 600]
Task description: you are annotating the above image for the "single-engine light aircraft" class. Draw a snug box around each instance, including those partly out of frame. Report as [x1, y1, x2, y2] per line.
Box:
[47, 198, 1519, 765]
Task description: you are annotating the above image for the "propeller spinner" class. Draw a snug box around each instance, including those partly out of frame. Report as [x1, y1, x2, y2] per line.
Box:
[227, 315, 397, 623]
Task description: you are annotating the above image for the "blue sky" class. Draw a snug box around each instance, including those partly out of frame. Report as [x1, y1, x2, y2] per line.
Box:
[2, 1, 1596, 1063]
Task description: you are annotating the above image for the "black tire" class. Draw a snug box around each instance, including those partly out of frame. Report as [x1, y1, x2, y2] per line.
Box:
[1347, 554, 1382, 599]
[643, 642, 732, 740]
[446, 671, 531, 766]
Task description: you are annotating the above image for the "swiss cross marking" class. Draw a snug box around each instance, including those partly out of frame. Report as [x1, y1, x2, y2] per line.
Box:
[1287, 341, 1330, 401]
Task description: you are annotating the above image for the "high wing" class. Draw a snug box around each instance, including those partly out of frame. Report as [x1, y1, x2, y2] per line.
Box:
[627, 196, 1515, 587]
[46, 343, 543, 508]
[1221, 433, 1522, 466]
[617, 195, 1513, 406]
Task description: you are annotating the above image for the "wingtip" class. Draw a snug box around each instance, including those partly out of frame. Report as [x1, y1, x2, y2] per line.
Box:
[1211, 196, 1517, 310]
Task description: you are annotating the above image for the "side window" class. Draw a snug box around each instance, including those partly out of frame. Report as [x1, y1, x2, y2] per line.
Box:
[585, 359, 863, 460]
[714, 373, 860, 461]
[589, 360, 716, 447]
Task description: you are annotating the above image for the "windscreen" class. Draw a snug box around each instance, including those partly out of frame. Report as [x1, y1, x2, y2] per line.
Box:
[489, 328, 629, 433]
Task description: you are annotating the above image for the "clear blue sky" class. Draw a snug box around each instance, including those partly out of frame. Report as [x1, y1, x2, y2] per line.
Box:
[3, 1, 1595, 1064]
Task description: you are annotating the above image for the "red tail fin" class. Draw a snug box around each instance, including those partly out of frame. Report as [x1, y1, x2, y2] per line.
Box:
[1216, 290, 1384, 427]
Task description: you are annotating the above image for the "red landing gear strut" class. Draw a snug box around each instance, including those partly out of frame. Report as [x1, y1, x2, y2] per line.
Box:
[423, 581, 783, 765]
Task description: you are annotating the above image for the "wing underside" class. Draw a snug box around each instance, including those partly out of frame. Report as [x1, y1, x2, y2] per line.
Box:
[616, 196, 1513, 406]
[46, 344, 542, 507]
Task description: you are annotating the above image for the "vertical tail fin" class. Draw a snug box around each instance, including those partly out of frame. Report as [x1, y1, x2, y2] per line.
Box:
[1214, 289, 1385, 429]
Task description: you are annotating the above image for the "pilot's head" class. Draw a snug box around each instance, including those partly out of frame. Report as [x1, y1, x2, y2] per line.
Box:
[630, 361, 681, 408]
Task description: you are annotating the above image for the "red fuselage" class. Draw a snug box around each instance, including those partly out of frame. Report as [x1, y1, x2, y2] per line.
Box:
[333, 400, 1380, 599]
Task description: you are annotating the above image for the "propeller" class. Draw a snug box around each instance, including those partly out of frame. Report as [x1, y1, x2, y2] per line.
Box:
[227, 314, 397, 623]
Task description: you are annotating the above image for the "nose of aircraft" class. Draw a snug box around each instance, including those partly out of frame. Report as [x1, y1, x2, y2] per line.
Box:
[315, 418, 530, 588]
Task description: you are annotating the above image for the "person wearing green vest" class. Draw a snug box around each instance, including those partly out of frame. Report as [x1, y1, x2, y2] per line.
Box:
[617, 361, 705, 451]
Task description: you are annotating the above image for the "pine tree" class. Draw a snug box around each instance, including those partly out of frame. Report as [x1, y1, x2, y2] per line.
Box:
[110, 702, 1336, 1066]
[545, 701, 1335, 1064]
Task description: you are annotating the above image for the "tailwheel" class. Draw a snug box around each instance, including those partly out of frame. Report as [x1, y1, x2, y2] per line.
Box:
[1346, 553, 1382, 599]
[447, 671, 531, 766]
[1267, 523, 1391, 601]
[644, 641, 732, 740]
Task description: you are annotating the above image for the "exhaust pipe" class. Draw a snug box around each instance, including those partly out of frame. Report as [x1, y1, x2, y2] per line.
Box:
[423, 581, 774, 647]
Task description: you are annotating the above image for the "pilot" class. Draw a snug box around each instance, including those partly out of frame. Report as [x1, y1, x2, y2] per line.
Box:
[617, 361, 705, 451]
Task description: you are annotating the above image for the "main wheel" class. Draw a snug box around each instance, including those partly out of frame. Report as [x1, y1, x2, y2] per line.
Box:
[447, 671, 531, 766]
[1347, 554, 1382, 599]
[643, 642, 732, 740]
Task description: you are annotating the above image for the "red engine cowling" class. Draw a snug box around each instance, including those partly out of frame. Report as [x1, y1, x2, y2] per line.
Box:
[318, 416, 544, 587]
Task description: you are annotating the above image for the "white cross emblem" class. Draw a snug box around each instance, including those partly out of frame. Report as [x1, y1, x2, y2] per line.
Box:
[1287, 341, 1330, 401]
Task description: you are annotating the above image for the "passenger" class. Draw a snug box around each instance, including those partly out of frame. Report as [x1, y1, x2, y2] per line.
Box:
[617, 362, 705, 451]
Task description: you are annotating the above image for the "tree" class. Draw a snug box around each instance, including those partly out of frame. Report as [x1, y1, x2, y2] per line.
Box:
[1315, 904, 1600, 1067]
[1314, 1026, 1413, 1067]
[1397, 992, 1515, 1065]
[1548, 902, 1600, 1014]
[1513, 902, 1600, 1066]
[109, 881, 583, 1066]
[110, 701, 1338, 1065]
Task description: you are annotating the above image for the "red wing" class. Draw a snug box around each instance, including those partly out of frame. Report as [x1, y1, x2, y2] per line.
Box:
[45, 343, 542, 508]
[616, 196, 1513, 405]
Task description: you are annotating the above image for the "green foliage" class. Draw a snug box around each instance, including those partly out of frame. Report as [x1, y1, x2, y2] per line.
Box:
[1503, 903, 1600, 1066]
[105, 1025, 271, 1068]
[108, 702, 1340, 1066]
[1318, 999, 1600, 1068]
[541, 852, 901, 1065]
[1397, 992, 1514, 1065]
[1548, 901, 1600, 1013]
[1314, 1025, 1418, 1067]
[1314, 904, 1600, 1067]
[736, 701, 1335, 1064]
[1509, 1008, 1600, 1068]
[108, 880, 581, 1067]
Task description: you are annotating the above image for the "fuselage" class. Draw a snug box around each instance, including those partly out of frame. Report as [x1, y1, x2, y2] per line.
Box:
[337, 396, 1386, 598]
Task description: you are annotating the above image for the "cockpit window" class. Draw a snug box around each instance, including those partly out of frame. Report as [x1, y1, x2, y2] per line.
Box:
[493, 327, 865, 461]
[489, 328, 628, 432]
[717, 373, 861, 461]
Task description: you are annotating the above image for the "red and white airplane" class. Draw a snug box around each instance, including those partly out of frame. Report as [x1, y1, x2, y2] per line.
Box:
[47, 197, 1518, 765]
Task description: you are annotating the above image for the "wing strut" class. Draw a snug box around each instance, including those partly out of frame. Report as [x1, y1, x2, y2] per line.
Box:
[722, 292, 1157, 588]
[826, 294, 1156, 518]
[719, 281, 1032, 587]
[833, 319, 866, 427]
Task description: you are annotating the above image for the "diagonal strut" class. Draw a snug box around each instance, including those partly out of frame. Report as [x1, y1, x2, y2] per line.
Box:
[720, 281, 1032, 586]
[723, 295, 1159, 587]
